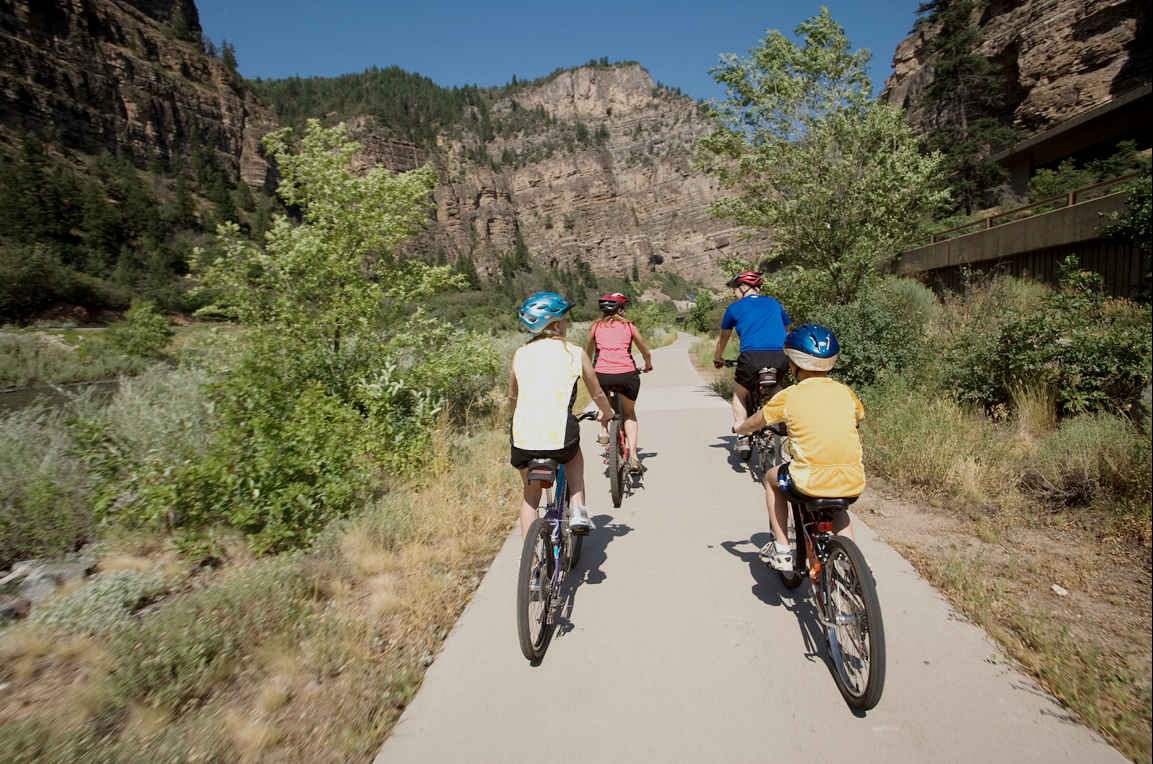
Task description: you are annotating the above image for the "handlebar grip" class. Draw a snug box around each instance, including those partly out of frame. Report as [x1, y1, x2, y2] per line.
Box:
[577, 411, 598, 421]
[723, 360, 736, 367]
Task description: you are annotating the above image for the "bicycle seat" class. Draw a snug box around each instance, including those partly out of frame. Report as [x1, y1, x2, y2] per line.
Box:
[526, 459, 559, 487]
[803, 497, 857, 515]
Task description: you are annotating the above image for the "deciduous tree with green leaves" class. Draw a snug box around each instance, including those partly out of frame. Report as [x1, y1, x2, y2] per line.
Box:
[695, 8, 948, 305]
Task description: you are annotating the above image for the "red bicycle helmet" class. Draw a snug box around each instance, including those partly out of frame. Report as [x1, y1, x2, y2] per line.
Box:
[725, 271, 763, 289]
[598, 292, 628, 314]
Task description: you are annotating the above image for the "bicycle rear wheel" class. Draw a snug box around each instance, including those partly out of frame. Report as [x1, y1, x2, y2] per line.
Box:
[608, 416, 624, 508]
[822, 536, 886, 709]
[517, 518, 555, 661]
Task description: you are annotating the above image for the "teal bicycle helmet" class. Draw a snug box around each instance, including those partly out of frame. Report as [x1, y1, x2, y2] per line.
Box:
[784, 324, 840, 371]
[518, 292, 575, 334]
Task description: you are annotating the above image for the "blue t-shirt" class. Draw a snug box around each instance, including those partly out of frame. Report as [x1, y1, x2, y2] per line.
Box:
[721, 294, 790, 351]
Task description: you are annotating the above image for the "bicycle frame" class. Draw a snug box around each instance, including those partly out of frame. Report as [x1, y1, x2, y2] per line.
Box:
[791, 503, 843, 627]
[536, 463, 571, 624]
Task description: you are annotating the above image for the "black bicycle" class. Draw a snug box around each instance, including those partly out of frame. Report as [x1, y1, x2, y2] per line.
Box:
[777, 494, 886, 710]
[517, 411, 597, 661]
[723, 360, 784, 476]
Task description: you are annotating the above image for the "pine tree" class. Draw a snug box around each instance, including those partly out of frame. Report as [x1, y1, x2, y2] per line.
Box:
[916, 0, 1017, 213]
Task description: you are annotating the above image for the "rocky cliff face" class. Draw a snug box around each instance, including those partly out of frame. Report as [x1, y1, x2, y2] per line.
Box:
[0, 0, 275, 187]
[881, 0, 1150, 136]
[362, 64, 765, 283]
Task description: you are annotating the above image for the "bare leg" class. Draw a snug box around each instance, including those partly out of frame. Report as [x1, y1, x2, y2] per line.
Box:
[833, 510, 856, 541]
[566, 447, 586, 508]
[731, 381, 750, 426]
[518, 469, 543, 540]
[621, 395, 639, 454]
[764, 464, 790, 543]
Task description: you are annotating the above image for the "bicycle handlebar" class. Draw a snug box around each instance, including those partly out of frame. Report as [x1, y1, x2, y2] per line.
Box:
[577, 411, 598, 422]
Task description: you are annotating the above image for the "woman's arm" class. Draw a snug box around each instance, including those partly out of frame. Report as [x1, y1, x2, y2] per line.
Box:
[581, 349, 614, 421]
[508, 365, 518, 417]
[632, 328, 654, 372]
[584, 324, 596, 361]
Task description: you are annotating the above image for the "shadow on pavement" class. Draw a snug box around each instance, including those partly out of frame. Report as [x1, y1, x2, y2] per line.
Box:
[553, 515, 633, 639]
[708, 435, 754, 477]
[720, 533, 827, 667]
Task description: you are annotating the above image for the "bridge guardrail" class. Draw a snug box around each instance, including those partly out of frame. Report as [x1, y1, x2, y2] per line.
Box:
[911, 171, 1141, 247]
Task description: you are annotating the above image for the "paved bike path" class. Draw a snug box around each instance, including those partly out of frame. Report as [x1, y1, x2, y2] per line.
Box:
[375, 333, 1125, 764]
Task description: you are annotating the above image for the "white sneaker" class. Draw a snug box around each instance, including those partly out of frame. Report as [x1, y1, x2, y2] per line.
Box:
[568, 506, 594, 535]
[735, 436, 751, 461]
[759, 541, 793, 572]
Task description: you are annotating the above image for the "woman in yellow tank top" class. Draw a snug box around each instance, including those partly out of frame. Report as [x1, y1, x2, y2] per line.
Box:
[510, 293, 613, 539]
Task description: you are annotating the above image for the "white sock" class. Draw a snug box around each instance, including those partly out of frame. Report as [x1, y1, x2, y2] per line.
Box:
[775, 541, 791, 554]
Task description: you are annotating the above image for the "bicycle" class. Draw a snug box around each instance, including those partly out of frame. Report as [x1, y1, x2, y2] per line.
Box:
[602, 387, 634, 508]
[722, 360, 784, 476]
[776, 491, 887, 710]
[517, 411, 597, 661]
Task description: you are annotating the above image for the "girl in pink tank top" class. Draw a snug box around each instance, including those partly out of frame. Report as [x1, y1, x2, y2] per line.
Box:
[585, 293, 654, 473]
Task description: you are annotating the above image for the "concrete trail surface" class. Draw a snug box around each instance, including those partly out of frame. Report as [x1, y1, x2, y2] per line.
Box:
[375, 333, 1125, 763]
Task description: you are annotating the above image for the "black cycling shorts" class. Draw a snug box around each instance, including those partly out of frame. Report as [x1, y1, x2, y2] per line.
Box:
[596, 371, 641, 402]
[735, 350, 788, 390]
[510, 413, 581, 470]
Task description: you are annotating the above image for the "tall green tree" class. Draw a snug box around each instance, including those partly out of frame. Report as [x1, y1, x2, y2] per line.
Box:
[196, 120, 455, 351]
[915, 0, 1017, 214]
[695, 8, 949, 304]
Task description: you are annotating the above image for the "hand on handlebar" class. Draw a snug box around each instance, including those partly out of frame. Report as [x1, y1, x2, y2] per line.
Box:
[714, 359, 735, 369]
[642, 363, 653, 373]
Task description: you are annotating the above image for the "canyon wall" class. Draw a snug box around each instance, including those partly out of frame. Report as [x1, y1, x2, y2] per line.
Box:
[0, 0, 275, 187]
[881, 0, 1150, 137]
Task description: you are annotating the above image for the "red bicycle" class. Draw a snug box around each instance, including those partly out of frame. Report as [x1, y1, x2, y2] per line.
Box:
[777, 484, 886, 710]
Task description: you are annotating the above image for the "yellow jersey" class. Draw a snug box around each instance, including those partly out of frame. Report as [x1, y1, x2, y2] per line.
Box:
[762, 376, 866, 498]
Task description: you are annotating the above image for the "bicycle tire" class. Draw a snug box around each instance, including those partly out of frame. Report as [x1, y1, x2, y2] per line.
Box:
[567, 534, 583, 569]
[517, 518, 555, 661]
[778, 511, 804, 590]
[822, 536, 886, 710]
[609, 416, 624, 508]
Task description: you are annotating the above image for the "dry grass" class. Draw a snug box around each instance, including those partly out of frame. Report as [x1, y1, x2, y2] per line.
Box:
[0, 423, 520, 763]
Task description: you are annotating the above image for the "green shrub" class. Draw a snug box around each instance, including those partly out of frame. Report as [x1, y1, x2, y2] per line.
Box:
[31, 567, 176, 636]
[0, 332, 143, 387]
[810, 277, 937, 388]
[685, 291, 716, 334]
[0, 405, 92, 568]
[104, 300, 172, 358]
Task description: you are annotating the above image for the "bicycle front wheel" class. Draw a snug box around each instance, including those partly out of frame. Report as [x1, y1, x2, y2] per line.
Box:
[822, 536, 886, 709]
[517, 518, 555, 661]
[609, 417, 624, 508]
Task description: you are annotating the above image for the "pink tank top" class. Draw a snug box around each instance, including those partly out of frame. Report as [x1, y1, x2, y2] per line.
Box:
[591, 320, 637, 374]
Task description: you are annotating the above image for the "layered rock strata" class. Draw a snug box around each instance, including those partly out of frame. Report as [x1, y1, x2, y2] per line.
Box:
[881, 0, 1150, 137]
[371, 64, 767, 283]
[0, 0, 275, 187]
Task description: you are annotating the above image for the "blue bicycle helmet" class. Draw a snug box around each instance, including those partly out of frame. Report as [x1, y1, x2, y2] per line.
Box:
[518, 292, 575, 334]
[784, 324, 840, 371]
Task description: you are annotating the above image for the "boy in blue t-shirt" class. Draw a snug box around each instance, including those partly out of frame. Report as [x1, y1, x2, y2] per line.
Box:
[712, 271, 790, 459]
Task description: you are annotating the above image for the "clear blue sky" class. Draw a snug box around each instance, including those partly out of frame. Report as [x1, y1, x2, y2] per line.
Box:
[195, 1, 923, 102]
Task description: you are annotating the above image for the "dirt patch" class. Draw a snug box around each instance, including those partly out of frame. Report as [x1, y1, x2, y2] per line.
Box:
[854, 483, 1152, 759]
[28, 304, 124, 327]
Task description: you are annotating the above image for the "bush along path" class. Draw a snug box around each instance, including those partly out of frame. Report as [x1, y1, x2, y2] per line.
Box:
[375, 333, 1130, 764]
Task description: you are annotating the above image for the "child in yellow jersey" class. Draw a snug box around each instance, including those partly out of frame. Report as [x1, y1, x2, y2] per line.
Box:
[733, 324, 864, 572]
[510, 293, 613, 540]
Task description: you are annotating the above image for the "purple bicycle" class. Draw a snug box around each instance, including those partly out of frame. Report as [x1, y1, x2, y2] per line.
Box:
[517, 411, 596, 661]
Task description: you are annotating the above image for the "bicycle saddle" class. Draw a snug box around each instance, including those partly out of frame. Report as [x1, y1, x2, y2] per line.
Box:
[526, 459, 559, 487]
[804, 496, 857, 514]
